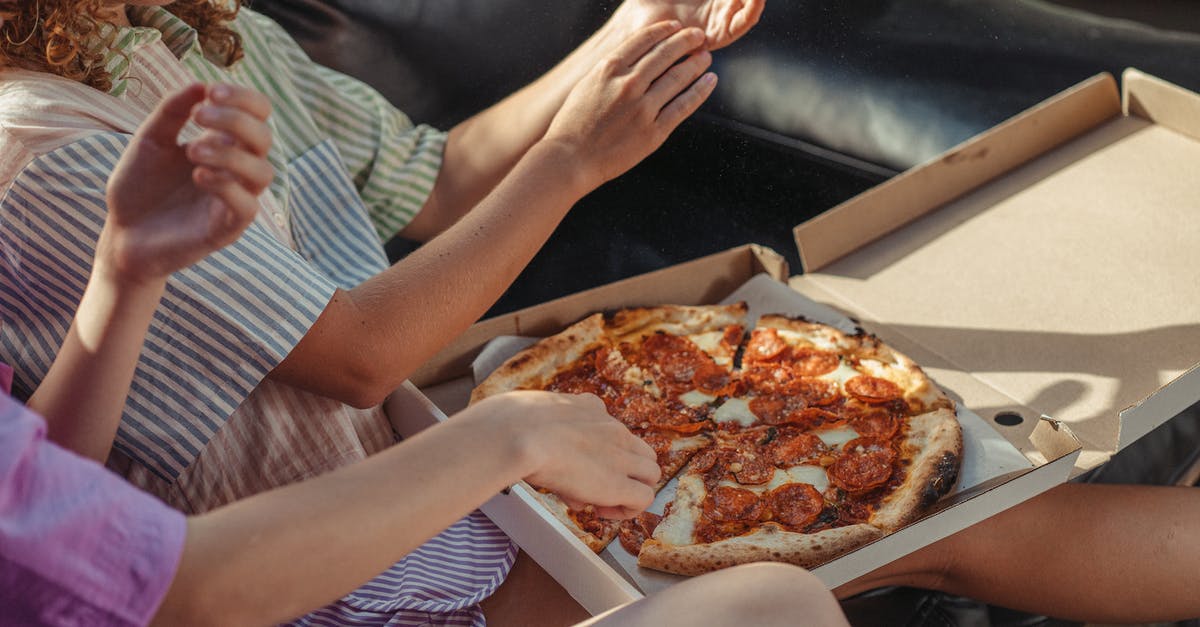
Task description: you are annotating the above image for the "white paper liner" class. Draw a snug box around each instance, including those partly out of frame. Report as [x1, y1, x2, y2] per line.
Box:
[470, 273, 1032, 594]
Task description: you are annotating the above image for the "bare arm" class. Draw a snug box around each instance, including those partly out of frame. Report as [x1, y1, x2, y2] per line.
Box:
[152, 392, 659, 626]
[837, 483, 1200, 623]
[26, 84, 272, 461]
[270, 23, 718, 407]
[400, 0, 764, 241]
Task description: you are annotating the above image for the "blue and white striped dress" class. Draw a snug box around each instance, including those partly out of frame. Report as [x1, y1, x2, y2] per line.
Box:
[0, 6, 515, 625]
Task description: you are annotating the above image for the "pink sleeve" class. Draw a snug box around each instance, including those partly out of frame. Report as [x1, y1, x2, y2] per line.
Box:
[0, 394, 187, 626]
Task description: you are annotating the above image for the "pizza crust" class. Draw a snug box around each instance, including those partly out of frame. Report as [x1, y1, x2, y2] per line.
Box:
[531, 487, 618, 553]
[469, 313, 608, 404]
[871, 407, 963, 530]
[638, 523, 884, 575]
[605, 303, 747, 343]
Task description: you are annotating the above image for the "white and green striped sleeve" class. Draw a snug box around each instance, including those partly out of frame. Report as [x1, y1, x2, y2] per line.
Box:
[246, 11, 448, 242]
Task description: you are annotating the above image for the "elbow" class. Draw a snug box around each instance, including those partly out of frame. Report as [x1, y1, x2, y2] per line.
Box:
[323, 352, 399, 409]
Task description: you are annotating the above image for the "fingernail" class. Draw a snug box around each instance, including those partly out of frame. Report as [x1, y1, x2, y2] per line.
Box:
[667, 20, 681, 29]
[702, 72, 718, 86]
[194, 145, 214, 159]
[212, 84, 231, 102]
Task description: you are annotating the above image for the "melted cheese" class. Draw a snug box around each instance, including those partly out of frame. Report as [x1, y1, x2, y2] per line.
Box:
[670, 435, 710, 453]
[719, 465, 830, 494]
[621, 364, 661, 397]
[818, 359, 862, 387]
[815, 426, 859, 449]
[713, 398, 756, 427]
[679, 389, 716, 408]
[654, 476, 701, 545]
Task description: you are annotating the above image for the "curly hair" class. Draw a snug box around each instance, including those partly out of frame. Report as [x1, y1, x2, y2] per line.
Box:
[0, 0, 243, 93]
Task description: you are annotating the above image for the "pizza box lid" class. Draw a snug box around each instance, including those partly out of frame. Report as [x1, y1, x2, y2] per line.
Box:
[792, 69, 1200, 475]
[402, 247, 1083, 613]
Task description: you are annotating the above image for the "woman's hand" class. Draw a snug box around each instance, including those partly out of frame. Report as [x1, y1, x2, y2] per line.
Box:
[474, 391, 660, 520]
[542, 21, 717, 189]
[100, 83, 273, 285]
[620, 0, 765, 50]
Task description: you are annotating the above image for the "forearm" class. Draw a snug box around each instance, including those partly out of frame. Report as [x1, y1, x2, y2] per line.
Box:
[154, 406, 534, 626]
[838, 483, 1200, 622]
[26, 259, 165, 461]
[270, 140, 592, 406]
[401, 10, 635, 240]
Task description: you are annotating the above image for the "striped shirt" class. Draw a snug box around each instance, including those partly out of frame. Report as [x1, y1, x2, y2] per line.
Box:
[0, 6, 513, 625]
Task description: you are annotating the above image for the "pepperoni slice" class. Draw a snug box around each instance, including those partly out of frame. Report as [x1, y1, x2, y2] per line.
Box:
[849, 411, 899, 439]
[828, 437, 897, 492]
[792, 378, 839, 406]
[609, 390, 662, 428]
[767, 484, 825, 528]
[617, 511, 663, 555]
[788, 348, 840, 377]
[769, 432, 828, 466]
[570, 505, 619, 537]
[692, 361, 734, 396]
[702, 486, 764, 522]
[777, 407, 839, 429]
[688, 446, 723, 473]
[746, 328, 787, 362]
[593, 347, 630, 386]
[728, 448, 775, 485]
[845, 375, 903, 404]
[722, 324, 745, 350]
[748, 395, 787, 423]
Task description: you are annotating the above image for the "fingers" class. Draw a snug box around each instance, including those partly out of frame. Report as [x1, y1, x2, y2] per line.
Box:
[629, 25, 706, 91]
[657, 71, 717, 130]
[185, 82, 274, 197]
[192, 168, 258, 247]
[613, 20, 686, 67]
[706, 0, 766, 51]
[192, 97, 272, 157]
[136, 83, 207, 147]
[186, 131, 274, 193]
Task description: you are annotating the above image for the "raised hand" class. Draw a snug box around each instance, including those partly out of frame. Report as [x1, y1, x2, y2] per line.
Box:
[619, 0, 765, 51]
[474, 391, 660, 519]
[100, 83, 273, 284]
[544, 21, 717, 188]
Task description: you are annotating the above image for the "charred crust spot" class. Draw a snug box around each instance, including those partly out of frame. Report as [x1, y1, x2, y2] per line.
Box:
[920, 452, 960, 508]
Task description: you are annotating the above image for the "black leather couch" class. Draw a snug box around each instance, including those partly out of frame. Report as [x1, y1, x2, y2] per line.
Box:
[247, 2, 1200, 625]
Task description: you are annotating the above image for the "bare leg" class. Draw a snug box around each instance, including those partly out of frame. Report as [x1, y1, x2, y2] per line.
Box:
[837, 483, 1200, 623]
[586, 563, 848, 627]
[482, 551, 590, 627]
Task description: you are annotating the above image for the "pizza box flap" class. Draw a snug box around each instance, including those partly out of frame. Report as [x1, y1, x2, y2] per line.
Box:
[411, 244, 787, 388]
[792, 70, 1200, 474]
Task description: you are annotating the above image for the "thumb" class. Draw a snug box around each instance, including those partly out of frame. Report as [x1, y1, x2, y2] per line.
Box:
[134, 83, 207, 148]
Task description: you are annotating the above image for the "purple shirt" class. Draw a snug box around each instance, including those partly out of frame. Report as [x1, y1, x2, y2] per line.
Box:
[0, 393, 186, 626]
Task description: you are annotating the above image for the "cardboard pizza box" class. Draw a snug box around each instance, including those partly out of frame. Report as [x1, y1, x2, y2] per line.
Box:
[388, 69, 1198, 614]
[791, 68, 1200, 476]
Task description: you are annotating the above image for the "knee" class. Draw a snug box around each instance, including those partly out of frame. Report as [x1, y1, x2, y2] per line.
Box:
[695, 563, 846, 626]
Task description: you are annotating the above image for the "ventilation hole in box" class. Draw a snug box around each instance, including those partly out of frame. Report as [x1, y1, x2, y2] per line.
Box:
[994, 411, 1023, 427]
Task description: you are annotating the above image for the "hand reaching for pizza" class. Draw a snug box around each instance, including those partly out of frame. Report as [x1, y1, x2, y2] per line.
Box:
[476, 391, 661, 520]
[99, 83, 273, 285]
[542, 21, 716, 189]
[617, 0, 765, 50]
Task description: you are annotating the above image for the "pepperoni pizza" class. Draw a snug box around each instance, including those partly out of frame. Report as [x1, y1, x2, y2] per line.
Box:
[470, 303, 962, 575]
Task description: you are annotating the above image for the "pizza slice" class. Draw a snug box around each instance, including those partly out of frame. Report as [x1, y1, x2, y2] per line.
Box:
[632, 315, 963, 575]
[469, 306, 745, 552]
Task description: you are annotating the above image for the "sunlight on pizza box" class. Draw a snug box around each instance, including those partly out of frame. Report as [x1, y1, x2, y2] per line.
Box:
[388, 68, 1198, 616]
[791, 68, 1200, 476]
